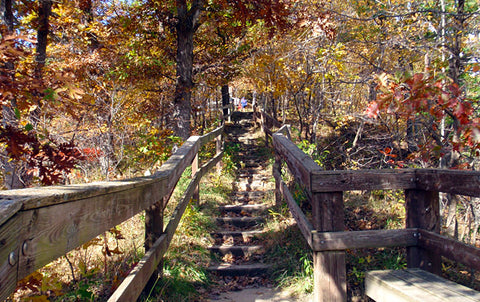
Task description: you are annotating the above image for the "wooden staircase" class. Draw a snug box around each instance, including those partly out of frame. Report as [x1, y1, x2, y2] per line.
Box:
[207, 112, 272, 278]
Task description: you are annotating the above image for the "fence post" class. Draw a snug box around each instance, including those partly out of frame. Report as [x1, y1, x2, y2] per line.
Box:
[192, 152, 199, 205]
[273, 152, 282, 207]
[144, 199, 164, 290]
[216, 134, 222, 173]
[312, 192, 346, 302]
[261, 112, 269, 147]
[405, 189, 441, 274]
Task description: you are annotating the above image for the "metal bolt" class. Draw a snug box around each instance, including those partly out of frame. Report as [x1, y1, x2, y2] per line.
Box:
[22, 241, 29, 256]
[8, 252, 17, 266]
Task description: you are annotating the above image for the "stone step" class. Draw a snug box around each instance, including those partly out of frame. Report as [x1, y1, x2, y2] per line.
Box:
[211, 230, 264, 239]
[207, 263, 271, 276]
[211, 230, 264, 245]
[219, 204, 266, 214]
[216, 216, 265, 228]
[208, 245, 265, 256]
[232, 181, 267, 191]
[233, 191, 265, 198]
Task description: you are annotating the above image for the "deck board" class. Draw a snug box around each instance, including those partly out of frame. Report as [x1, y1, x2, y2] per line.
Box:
[366, 269, 480, 302]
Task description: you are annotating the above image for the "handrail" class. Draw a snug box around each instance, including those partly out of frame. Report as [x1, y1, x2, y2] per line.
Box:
[260, 111, 480, 301]
[0, 125, 225, 301]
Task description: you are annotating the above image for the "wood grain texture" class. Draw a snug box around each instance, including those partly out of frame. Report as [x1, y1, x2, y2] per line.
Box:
[0, 214, 21, 301]
[312, 229, 418, 251]
[108, 233, 168, 302]
[405, 189, 441, 274]
[311, 192, 346, 302]
[280, 181, 314, 248]
[418, 229, 480, 271]
[199, 125, 224, 147]
[415, 169, 480, 197]
[0, 173, 168, 212]
[17, 179, 168, 281]
[273, 133, 319, 191]
[312, 169, 416, 193]
[314, 251, 347, 302]
[366, 269, 480, 302]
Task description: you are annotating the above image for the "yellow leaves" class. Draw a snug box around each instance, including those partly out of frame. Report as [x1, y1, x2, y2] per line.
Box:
[55, 83, 85, 101]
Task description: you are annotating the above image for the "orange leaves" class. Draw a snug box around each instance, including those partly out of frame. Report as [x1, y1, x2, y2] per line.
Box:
[369, 71, 480, 162]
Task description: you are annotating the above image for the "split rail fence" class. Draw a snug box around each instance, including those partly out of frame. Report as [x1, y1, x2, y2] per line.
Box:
[256, 108, 480, 301]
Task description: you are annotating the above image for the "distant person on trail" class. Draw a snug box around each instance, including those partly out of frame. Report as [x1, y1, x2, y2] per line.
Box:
[241, 97, 247, 111]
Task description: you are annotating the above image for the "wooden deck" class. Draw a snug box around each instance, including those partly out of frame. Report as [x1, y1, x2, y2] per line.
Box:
[366, 268, 480, 302]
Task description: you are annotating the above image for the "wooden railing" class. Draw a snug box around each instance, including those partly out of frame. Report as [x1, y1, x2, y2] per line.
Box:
[0, 124, 224, 301]
[258, 111, 480, 301]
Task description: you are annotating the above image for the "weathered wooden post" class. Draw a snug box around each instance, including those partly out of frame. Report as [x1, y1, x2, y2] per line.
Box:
[192, 152, 199, 205]
[261, 112, 269, 147]
[273, 152, 282, 207]
[144, 199, 164, 288]
[312, 192, 347, 302]
[405, 189, 441, 274]
[216, 133, 222, 173]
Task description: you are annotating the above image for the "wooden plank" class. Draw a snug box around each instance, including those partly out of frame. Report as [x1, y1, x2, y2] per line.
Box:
[108, 233, 168, 302]
[280, 181, 314, 248]
[17, 178, 168, 281]
[261, 110, 281, 128]
[405, 189, 441, 274]
[417, 229, 480, 271]
[275, 125, 291, 140]
[366, 269, 480, 302]
[366, 269, 444, 302]
[0, 214, 21, 301]
[199, 125, 223, 147]
[311, 229, 419, 251]
[415, 169, 480, 197]
[311, 169, 416, 193]
[0, 173, 168, 211]
[406, 268, 480, 301]
[273, 133, 319, 191]
[157, 136, 200, 192]
[0, 198, 22, 226]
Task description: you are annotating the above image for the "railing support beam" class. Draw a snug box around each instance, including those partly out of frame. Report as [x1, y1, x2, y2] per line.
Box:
[192, 153, 199, 205]
[312, 192, 346, 302]
[144, 199, 164, 290]
[405, 189, 441, 274]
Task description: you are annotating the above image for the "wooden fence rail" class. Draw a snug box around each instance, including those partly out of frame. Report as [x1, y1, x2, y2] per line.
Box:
[258, 111, 480, 301]
[0, 124, 225, 301]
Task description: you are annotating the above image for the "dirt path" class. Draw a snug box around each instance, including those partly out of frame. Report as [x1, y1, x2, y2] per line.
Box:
[209, 287, 312, 301]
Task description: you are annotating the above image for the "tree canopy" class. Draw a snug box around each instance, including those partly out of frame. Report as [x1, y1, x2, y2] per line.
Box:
[0, 0, 479, 187]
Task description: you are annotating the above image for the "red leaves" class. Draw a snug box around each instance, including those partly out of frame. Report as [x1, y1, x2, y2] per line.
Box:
[369, 72, 480, 165]
[0, 125, 84, 185]
[379, 147, 397, 158]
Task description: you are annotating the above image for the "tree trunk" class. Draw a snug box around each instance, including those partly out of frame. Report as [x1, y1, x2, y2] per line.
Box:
[221, 84, 230, 119]
[35, 0, 52, 78]
[172, 0, 203, 140]
[0, 0, 13, 32]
